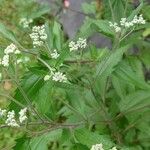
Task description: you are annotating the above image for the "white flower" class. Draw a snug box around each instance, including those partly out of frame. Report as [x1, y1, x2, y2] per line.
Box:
[4, 43, 17, 54]
[1, 44, 20, 67]
[44, 75, 51, 81]
[69, 41, 78, 51]
[77, 38, 87, 49]
[120, 18, 127, 26]
[14, 50, 21, 54]
[19, 18, 33, 28]
[2, 55, 9, 67]
[91, 144, 104, 150]
[69, 38, 87, 51]
[110, 14, 145, 32]
[51, 49, 60, 59]
[30, 25, 47, 47]
[110, 147, 117, 150]
[5, 110, 19, 127]
[137, 14, 145, 24]
[17, 59, 23, 64]
[0, 108, 7, 117]
[109, 22, 121, 33]
[19, 108, 27, 123]
[52, 72, 67, 82]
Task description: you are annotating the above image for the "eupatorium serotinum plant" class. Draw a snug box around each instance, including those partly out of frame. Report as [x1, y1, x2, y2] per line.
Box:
[0, 0, 150, 149]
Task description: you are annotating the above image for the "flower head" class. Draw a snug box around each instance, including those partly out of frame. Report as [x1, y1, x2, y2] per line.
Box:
[91, 143, 104, 150]
[77, 38, 87, 49]
[5, 110, 19, 127]
[1, 55, 9, 67]
[19, 107, 28, 123]
[109, 22, 121, 33]
[51, 49, 60, 59]
[69, 41, 78, 51]
[0, 108, 7, 117]
[69, 38, 87, 52]
[30, 25, 47, 47]
[19, 18, 33, 28]
[52, 71, 67, 82]
[44, 75, 51, 81]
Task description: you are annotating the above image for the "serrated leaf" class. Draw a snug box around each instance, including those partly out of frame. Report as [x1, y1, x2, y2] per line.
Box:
[0, 23, 20, 45]
[29, 129, 62, 150]
[119, 90, 150, 112]
[114, 61, 150, 90]
[74, 128, 114, 149]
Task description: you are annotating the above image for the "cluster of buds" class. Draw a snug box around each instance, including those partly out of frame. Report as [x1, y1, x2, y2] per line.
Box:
[30, 25, 47, 47]
[51, 49, 60, 59]
[69, 38, 87, 52]
[91, 143, 117, 150]
[120, 14, 145, 28]
[19, 18, 33, 28]
[0, 108, 28, 127]
[44, 69, 67, 83]
[109, 14, 146, 33]
[43, 60, 67, 83]
[0, 43, 21, 67]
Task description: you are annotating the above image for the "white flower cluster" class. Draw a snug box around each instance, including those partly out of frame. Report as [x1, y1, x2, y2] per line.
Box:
[0, 108, 7, 117]
[69, 38, 87, 51]
[5, 110, 20, 127]
[120, 14, 145, 28]
[0, 108, 28, 127]
[51, 49, 60, 59]
[109, 14, 146, 33]
[19, 18, 33, 28]
[19, 107, 28, 123]
[52, 71, 67, 82]
[109, 22, 121, 33]
[44, 71, 67, 83]
[0, 44, 21, 67]
[30, 25, 47, 47]
[91, 144, 104, 150]
[91, 143, 117, 150]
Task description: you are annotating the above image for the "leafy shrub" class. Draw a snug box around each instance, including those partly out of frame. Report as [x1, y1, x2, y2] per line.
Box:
[0, 0, 150, 149]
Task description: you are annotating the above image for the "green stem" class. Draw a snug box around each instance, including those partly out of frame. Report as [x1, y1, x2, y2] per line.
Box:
[108, 0, 115, 22]
[0, 93, 25, 108]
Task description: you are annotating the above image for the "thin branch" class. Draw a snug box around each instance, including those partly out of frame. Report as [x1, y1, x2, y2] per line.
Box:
[108, 0, 115, 22]
[0, 93, 25, 108]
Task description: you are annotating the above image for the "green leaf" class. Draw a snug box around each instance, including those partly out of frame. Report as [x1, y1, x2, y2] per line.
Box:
[35, 81, 54, 115]
[82, 2, 96, 14]
[96, 45, 129, 78]
[9, 72, 44, 112]
[128, 0, 143, 20]
[114, 61, 150, 90]
[30, 6, 50, 19]
[78, 18, 114, 38]
[74, 128, 114, 149]
[53, 21, 63, 50]
[13, 136, 31, 150]
[95, 46, 129, 98]
[0, 23, 20, 45]
[112, 74, 126, 99]
[119, 90, 150, 112]
[29, 129, 62, 150]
